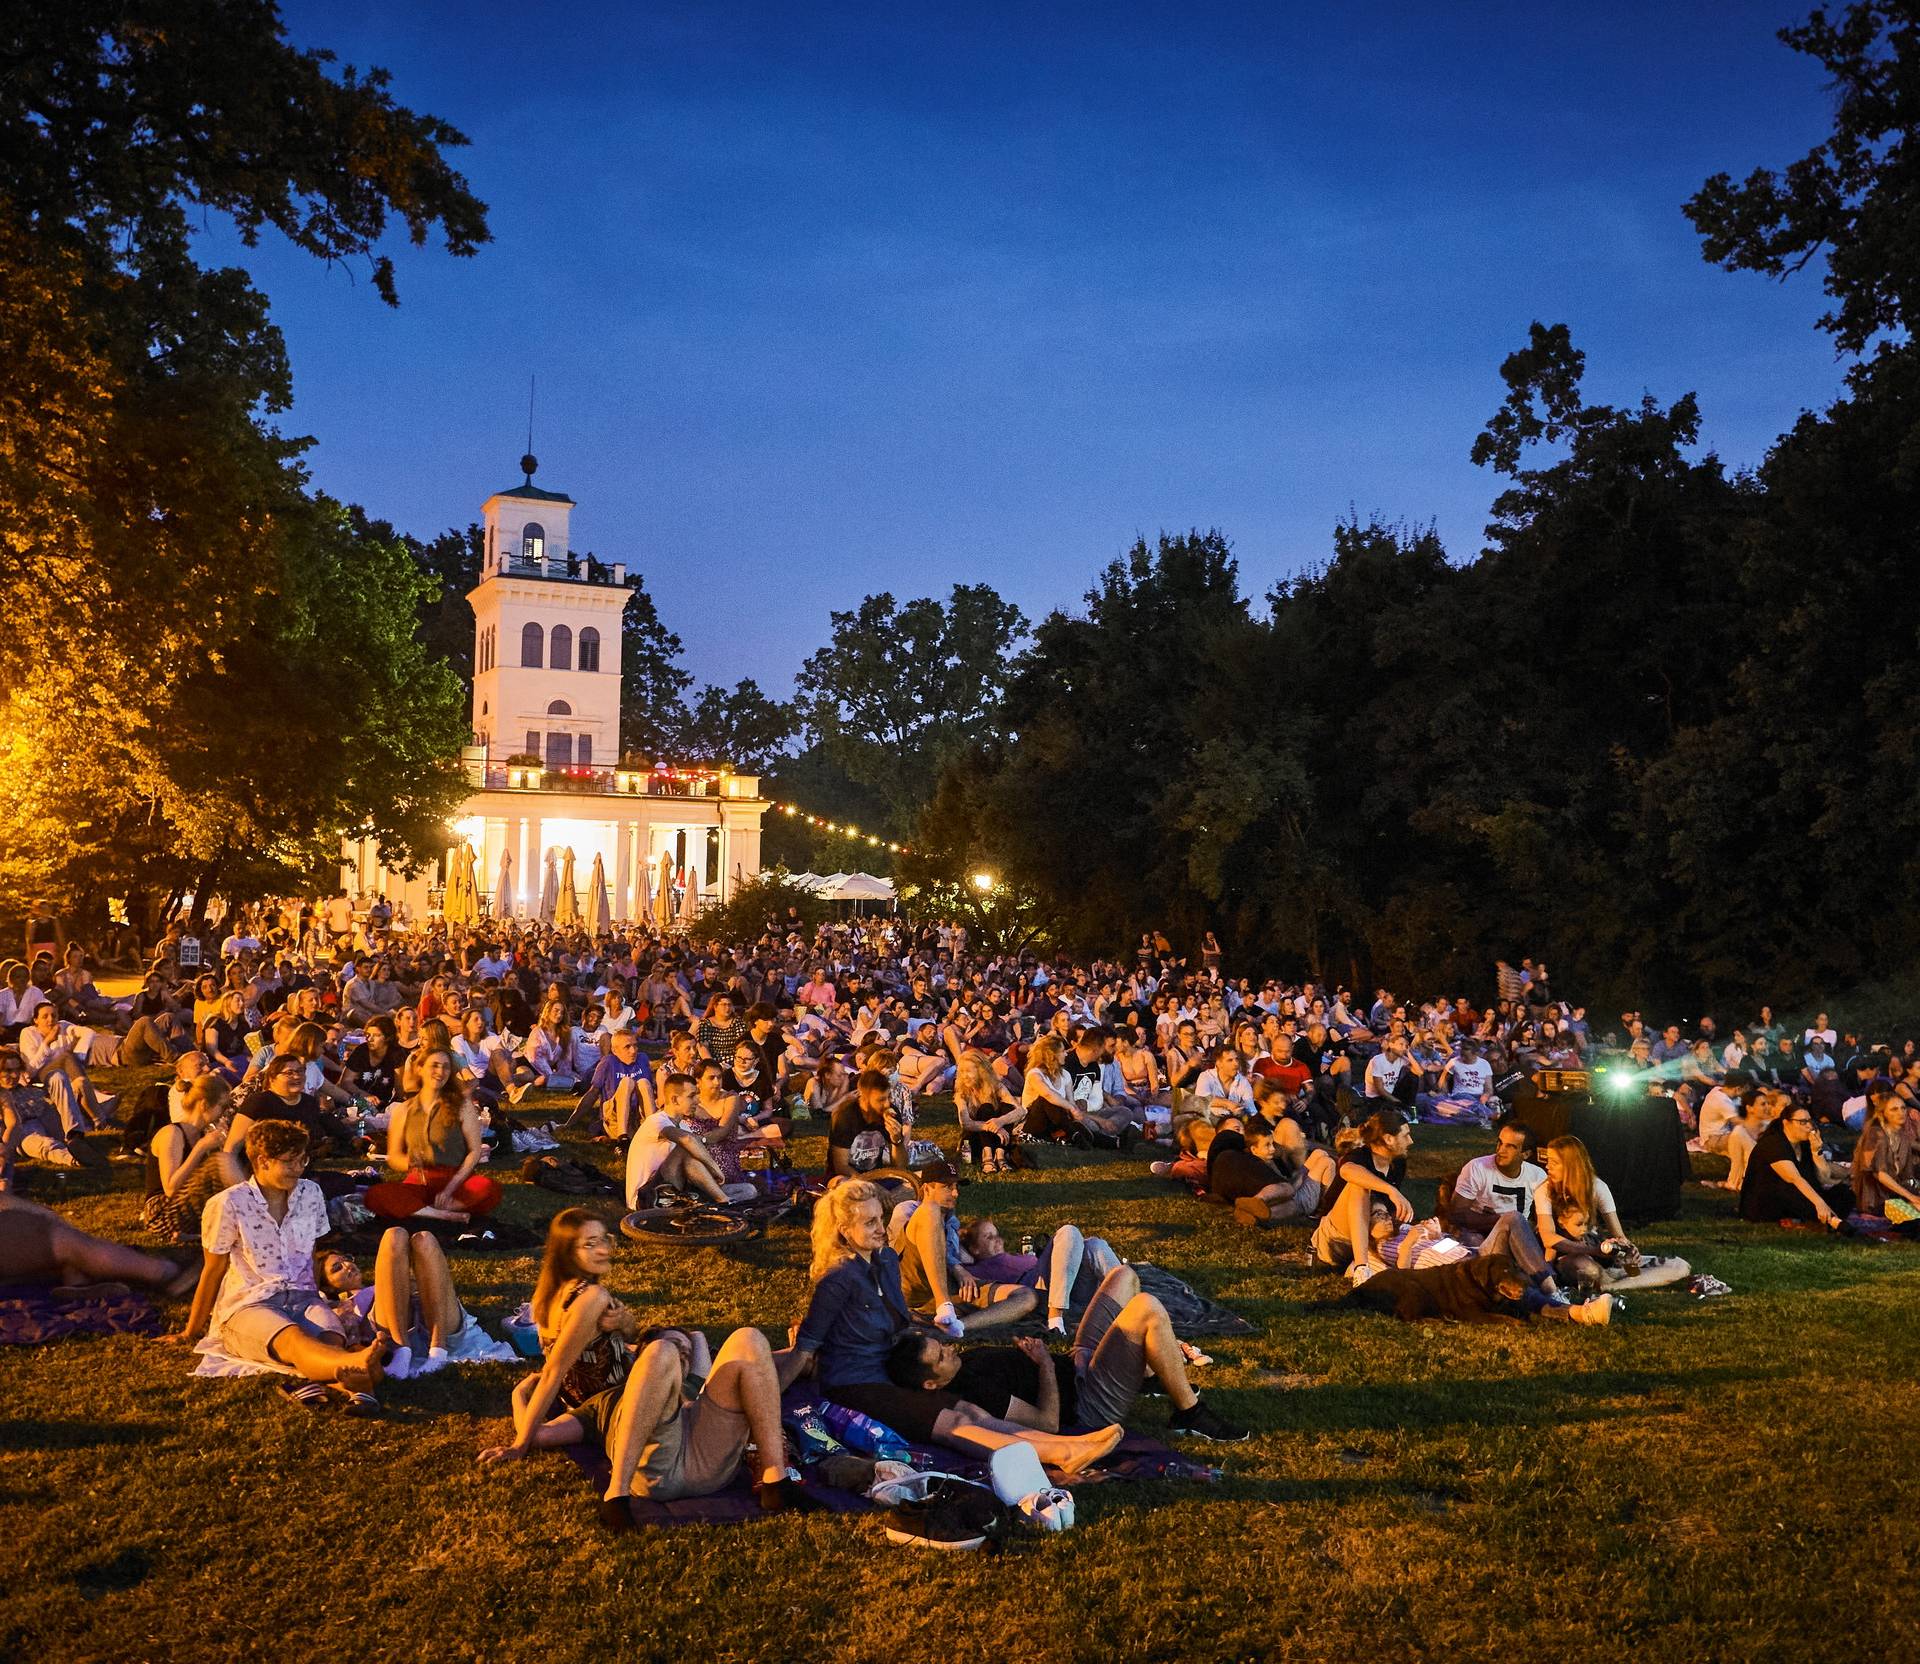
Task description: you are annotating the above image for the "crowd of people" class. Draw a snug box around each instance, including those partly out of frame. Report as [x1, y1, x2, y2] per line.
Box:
[2, 899, 1913, 1523]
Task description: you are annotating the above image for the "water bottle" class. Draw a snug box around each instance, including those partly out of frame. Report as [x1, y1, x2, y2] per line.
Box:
[960, 1139, 972, 1165]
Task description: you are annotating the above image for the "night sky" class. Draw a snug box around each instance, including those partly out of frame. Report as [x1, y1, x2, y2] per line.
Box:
[203, 1, 1844, 690]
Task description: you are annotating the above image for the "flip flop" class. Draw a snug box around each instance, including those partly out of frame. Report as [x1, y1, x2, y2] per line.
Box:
[329, 1385, 380, 1416]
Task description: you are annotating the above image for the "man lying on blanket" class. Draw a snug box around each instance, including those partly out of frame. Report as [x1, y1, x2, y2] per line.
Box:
[882, 1262, 1248, 1444]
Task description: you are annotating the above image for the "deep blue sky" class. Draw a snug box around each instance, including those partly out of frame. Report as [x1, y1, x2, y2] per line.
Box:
[212, 1, 1845, 691]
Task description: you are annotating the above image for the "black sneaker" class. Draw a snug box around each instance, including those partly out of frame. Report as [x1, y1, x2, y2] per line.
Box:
[1169, 1398, 1250, 1443]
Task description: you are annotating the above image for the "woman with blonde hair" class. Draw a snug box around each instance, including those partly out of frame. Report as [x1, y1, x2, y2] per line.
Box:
[780, 1180, 1123, 1472]
[478, 1208, 812, 1522]
[955, 1052, 1023, 1171]
[1021, 1034, 1092, 1144]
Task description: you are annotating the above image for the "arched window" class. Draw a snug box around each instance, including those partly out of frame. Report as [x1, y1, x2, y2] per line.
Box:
[521, 522, 545, 564]
[546, 699, 571, 716]
[578, 627, 601, 673]
[550, 624, 572, 671]
[520, 621, 543, 668]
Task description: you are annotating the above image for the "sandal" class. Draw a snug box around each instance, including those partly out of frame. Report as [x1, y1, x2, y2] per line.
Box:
[278, 1380, 330, 1410]
[329, 1384, 380, 1416]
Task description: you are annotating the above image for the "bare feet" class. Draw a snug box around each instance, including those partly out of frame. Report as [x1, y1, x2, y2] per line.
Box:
[334, 1340, 388, 1394]
[161, 1258, 202, 1301]
[1053, 1423, 1126, 1476]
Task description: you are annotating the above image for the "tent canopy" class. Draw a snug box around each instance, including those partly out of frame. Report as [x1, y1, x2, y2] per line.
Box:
[817, 871, 895, 902]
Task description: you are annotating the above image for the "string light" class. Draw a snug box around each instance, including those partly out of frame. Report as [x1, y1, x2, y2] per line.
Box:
[765, 797, 909, 854]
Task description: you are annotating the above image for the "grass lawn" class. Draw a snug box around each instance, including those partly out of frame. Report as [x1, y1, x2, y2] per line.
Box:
[4, 1072, 1918, 1664]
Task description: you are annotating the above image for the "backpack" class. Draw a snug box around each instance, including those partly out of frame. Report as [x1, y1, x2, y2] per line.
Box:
[520, 1155, 618, 1196]
[882, 1476, 1012, 1552]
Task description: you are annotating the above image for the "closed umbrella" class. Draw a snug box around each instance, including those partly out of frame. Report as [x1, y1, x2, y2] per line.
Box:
[586, 852, 611, 935]
[493, 849, 515, 918]
[465, 842, 484, 923]
[637, 859, 653, 927]
[446, 843, 474, 924]
[654, 851, 674, 928]
[555, 847, 581, 928]
[680, 864, 701, 926]
[539, 848, 559, 923]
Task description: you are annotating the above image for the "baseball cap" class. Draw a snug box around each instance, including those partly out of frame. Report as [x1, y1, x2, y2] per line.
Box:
[918, 1159, 959, 1185]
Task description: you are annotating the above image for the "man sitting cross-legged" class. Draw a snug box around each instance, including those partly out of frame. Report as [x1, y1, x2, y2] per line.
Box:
[892, 1160, 1037, 1338]
[884, 1262, 1248, 1443]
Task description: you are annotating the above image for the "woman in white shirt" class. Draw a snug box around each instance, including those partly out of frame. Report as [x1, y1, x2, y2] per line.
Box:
[522, 1006, 582, 1092]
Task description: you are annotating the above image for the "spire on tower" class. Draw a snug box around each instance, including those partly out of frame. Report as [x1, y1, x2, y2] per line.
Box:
[521, 376, 538, 483]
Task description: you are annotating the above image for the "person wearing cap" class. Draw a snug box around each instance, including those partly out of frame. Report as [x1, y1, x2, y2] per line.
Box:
[0, 1047, 86, 1183]
[890, 1159, 1036, 1338]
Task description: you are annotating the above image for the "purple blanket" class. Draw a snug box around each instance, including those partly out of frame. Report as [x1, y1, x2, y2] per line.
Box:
[0, 1282, 163, 1346]
[565, 1428, 1217, 1528]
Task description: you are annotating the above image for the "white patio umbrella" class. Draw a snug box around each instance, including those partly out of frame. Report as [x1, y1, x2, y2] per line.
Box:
[680, 863, 701, 925]
[814, 872, 851, 899]
[836, 872, 897, 902]
[493, 849, 515, 918]
[555, 847, 581, 928]
[539, 848, 559, 923]
[654, 851, 674, 928]
[586, 851, 611, 935]
[636, 858, 653, 926]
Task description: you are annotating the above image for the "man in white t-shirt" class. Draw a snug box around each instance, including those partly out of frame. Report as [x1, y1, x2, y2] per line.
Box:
[623, 1075, 729, 1209]
[1420, 1039, 1495, 1119]
[1444, 1122, 1547, 1237]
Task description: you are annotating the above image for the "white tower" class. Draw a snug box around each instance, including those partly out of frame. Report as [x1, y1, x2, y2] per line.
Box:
[468, 453, 631, 772]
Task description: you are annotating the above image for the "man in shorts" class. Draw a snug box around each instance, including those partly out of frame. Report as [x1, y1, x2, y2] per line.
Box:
[885, 1263, 1248, 1442]
[891, 1160, 1036, 1338]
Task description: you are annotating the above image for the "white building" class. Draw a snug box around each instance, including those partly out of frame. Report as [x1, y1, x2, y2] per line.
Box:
[344, 455, 767, 923]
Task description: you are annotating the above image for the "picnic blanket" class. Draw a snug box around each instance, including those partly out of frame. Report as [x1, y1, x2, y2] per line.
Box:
[565, 1425, 1216, 1529]
[0, 1281, 164, 1346]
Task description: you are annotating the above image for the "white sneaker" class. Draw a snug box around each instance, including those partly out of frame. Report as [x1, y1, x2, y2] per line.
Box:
[933, 1309, 966, 1340]
[1345, 1261, 1377, 1287]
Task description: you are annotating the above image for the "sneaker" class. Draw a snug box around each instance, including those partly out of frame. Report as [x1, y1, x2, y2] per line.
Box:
[1568, 1293, 1615, 1326]
[1149, 1160, 1173, 1178]
[1544, 1289, 1571, 1308]
[1345, 1261, 1377, 1287]
[1177, 1341, 1213, 1368]
[933, 1309, 966, 1340]
[1169, 1398, 1250, 1443]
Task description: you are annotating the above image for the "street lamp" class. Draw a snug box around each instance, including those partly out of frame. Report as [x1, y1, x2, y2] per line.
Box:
[971, 871, 995, 893]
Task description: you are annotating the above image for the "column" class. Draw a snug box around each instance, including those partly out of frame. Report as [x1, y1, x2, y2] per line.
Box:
[614, 813, 632, 922]
[506, 813, 529, 917]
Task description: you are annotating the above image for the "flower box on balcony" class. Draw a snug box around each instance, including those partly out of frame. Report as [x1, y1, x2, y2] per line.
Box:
[507, 765, 545, 790]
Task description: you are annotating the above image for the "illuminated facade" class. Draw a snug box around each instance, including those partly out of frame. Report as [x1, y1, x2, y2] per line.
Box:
[343, 457, 767, 922]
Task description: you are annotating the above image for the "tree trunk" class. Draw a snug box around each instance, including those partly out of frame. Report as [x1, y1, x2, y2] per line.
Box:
[187, 843, 227, 936]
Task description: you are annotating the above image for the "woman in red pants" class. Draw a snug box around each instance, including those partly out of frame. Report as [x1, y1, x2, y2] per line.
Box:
[365, 1049, 501, 1223]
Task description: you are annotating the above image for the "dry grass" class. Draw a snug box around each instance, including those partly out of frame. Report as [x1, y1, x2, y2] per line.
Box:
[4, 1075, 1918, 1664]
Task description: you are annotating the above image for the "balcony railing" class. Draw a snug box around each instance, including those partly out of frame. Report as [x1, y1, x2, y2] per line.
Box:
[463, 757, 760, 799]
[495, 551, 630, 587]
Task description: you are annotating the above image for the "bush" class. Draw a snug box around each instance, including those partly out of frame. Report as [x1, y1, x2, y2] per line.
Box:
[697, 869, 828, 943]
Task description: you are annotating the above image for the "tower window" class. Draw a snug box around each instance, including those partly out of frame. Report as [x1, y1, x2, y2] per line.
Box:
[547, 699, 571, 716]
[520, 621, 543, 668]
[525, 729, 540, 757]
[550, 624, 572, 671]
[521, 522, 545, 564]
[579, 627, 601, 672]
[545, 731, 573, 770]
